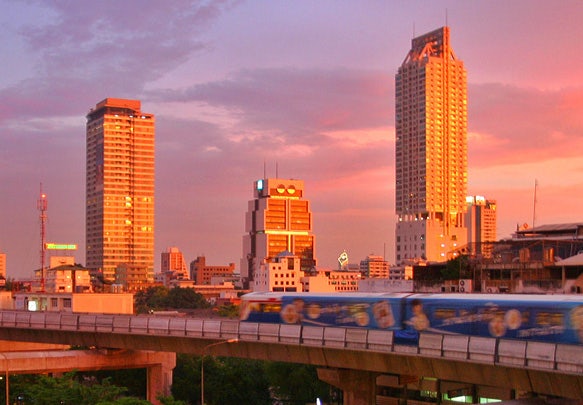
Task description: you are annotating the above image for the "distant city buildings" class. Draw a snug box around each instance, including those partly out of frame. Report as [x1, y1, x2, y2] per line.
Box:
[190, 256, 236, 285]
[395, 26, 468, 264]
[160, 247, 189, 285]
[253, 251, 304, 292]
[242, 178, 316, 289]
[85, 98, 155, 284]
[359, 255, 389, 278]
[304, 268, 361, 292]
[465, 196, 497, 257]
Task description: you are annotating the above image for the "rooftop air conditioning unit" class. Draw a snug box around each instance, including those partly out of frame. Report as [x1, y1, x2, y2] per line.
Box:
[459, 279, 473, 293]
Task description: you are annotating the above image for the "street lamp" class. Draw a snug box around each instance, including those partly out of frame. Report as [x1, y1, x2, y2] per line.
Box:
[201, 339, 238, 405]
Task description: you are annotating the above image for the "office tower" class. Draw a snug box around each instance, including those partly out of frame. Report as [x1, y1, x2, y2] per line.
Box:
[395, 27, 468, 264]
[161, 247, 189, 279]
[465, 196, 497, 257]
[86, 98, 155, 283]
[241, 178, 316, 289]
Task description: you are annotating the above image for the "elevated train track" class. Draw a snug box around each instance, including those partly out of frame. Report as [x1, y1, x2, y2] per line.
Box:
[0, 310, 581, 400]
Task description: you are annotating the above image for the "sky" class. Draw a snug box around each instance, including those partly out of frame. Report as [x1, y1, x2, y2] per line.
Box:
[1, 1, 583, 279]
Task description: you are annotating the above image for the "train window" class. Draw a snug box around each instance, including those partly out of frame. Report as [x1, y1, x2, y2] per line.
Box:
[434, 308, 456, 319]
[259, 303, 282, 313]
[535, 312, 564, 326]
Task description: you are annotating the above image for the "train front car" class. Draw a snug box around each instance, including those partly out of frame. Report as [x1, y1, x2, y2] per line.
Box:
[240, 292, 409, 332]
[404, 294, 583, 345]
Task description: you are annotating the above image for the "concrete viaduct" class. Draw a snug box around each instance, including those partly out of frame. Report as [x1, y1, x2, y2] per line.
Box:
[0, 311, 581, 404]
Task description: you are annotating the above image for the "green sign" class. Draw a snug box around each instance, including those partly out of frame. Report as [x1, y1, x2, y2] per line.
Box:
[45, 243, 78, 250]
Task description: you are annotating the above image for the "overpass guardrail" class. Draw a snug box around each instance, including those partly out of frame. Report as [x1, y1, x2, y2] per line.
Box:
[0, 311, 582, 375]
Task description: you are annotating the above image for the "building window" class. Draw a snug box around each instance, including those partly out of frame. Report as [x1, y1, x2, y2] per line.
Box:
[63, 298, 72, 309]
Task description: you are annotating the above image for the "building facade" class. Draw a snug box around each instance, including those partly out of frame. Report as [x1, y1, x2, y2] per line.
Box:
[161, 247, 189, 280]
[86, 98, 155, 282]
[253, 251, 304, 292]
[465, 196, 497, 257]
[395, 26, 468, 264]
[190, 256, 236, 285]
[359, 255, 390, 278]
[241, 178, 316, 289]
[0, 252, 5, 280]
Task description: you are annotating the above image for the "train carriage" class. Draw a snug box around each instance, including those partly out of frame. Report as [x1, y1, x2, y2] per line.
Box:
[241, 292, 583, 345]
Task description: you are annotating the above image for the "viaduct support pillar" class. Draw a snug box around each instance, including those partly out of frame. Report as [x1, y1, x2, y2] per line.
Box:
[317, 368, 376, 405]
[146, 352, 176, 405]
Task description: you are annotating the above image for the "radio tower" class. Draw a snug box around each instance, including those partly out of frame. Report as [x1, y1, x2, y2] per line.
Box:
[37, 185, 47, 292]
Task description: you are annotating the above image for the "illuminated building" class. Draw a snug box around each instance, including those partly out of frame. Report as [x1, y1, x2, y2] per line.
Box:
[465, 196, 497, 257]
[86, 98, 155, 283]
[0, 252, 5, 276]
[359, 255, 389, 278]
[395, 27, 468, 264]
[190, 256, 235, 285]
[241, 178, 316, 289]
[253, 251, 304, 292]
[161, 247, 189, 281]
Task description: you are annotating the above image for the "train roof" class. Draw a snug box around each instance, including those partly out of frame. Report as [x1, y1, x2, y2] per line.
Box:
[242, 291, 583, 304]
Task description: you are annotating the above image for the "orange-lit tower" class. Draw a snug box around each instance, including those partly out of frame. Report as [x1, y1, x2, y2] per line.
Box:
[241, 178, 316, 289]
[86, 98, 155, 283]
[395, 27, 468, 264]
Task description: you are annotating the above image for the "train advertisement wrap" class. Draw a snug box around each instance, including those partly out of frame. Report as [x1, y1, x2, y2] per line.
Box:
[240, 292, 583, 345]
[403, 295, 583, 344]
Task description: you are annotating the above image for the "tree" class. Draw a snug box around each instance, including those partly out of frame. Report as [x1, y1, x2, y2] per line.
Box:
[11, 373, 127, 404]
[265, 362, 332, 404]
[134, 286, 210, 313]
[171, 355, 271, 405]
[166, 287, 209, 310]
[135, 286, 169, 313]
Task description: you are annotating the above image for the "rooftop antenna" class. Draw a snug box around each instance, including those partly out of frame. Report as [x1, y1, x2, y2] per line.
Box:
[532, 179, 538, 229]
[445, 8, 449, 27]
[263, 159, 266, 179]
[412, 22, 415, 38]
[276, 161, 279, 179]
[37, 184, 47, 292]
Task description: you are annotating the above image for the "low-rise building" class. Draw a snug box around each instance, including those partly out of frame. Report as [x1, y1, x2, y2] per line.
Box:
[190, 256, 235, 285]
[253, 251, 304, 292]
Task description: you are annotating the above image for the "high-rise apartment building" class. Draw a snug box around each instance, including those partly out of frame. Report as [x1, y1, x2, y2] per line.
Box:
[466, 196, 497, 257]
[242, 178, 316, 289]
[395, 27, 468, 264]
[86, 98, 155, 282]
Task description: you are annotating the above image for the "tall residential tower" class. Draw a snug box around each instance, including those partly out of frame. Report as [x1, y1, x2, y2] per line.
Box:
[242, 178, 316, 289]
[86, 98, 155, 282]
[395, 27, 468, 264]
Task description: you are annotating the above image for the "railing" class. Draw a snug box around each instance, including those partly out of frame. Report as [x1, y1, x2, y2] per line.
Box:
[0, 311, 582, 375]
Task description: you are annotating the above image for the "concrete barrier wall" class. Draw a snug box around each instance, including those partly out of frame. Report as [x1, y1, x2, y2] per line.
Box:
[0, 310, 581, 376]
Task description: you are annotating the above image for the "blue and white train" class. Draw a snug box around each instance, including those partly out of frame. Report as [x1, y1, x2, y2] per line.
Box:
[239, 292, 583, 345]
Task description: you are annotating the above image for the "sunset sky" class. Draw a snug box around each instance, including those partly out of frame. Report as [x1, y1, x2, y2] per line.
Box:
[1, 1, 583, 279]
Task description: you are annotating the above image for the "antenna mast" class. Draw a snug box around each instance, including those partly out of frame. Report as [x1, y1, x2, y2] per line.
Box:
[37, 185, 47, 292]
[532, 179, 538, 229]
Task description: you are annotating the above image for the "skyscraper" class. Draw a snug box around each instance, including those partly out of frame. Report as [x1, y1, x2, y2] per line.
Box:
[395, 27, 468, 264]
[241, 178, 316, 289]
[86, 98, 155, 282]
